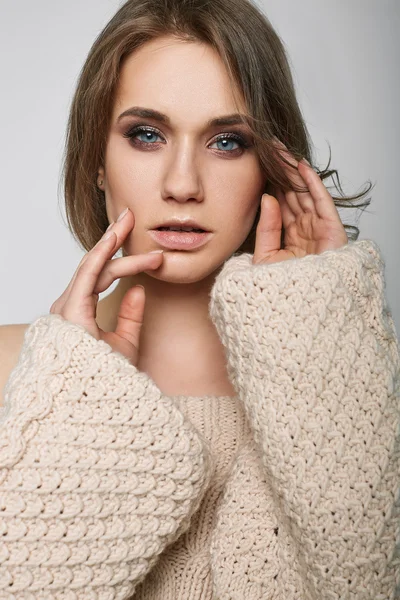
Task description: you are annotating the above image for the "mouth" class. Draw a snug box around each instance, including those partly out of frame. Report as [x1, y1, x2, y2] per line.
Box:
[149, 228, 213, 250]
[156, 226, 206, 233]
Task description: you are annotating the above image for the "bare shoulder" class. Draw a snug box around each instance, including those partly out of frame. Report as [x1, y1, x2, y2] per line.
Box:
[0, 323, 30, 407]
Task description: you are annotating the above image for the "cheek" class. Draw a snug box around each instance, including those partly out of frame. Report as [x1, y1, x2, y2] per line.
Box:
[216, 204, 258, 246]
[106, 150, 151, 202]
[218, 163, 265, 225]
[244, 209, 260, 236]
[230, 195, 261, 230]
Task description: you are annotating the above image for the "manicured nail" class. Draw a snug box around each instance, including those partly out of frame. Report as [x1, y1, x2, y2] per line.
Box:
[117, 207, 129, 222]
[302, 158, 311, 166]
[106, 221, 115, 231]
[149, 249, 164, 253]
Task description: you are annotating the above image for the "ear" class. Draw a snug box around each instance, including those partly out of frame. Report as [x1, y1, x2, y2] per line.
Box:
[97, 167, 105, 190]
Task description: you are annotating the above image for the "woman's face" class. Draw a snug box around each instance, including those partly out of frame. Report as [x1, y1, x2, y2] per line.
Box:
[100, 35, 267, 283]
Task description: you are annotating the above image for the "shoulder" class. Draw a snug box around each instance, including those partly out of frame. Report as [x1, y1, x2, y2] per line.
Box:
[0, 323, 30, 406]
[0, 323, 29, 350]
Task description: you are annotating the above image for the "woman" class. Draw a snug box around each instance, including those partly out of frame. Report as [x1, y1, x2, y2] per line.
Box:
[0, 0, 399, 598]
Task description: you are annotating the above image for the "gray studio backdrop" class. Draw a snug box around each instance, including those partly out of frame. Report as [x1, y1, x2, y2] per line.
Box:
[0, 0, 399, 334]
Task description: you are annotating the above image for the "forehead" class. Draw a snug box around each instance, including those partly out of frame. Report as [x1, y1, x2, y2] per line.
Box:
[112, 36, 247, 124]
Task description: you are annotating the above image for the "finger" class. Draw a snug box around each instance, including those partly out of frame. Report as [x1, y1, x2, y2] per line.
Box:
[66, 231, 118, 310]
[283, 162, 316, 215]
[56, 208, 136, 310]
[67, 233, 163, 311]
[284, 189, 303, 216]
[51, 220, 116, 312]
[297, 160, 342, 221]
[93, 252, 164, 294]
[275, 188, 296, 229]
[114, 285, 146, 349]
[253, 194, 282, 263]
[273, 140, 317, 215]
[290, 167, 317, 213]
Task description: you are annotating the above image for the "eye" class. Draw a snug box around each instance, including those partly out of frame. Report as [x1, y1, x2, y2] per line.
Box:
[210, 133, 250, 154]
[123, 125, 163, 145]
[123, 125, 252, 155]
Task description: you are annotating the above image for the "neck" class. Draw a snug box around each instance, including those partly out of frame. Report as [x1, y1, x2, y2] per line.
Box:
[100, 268, 236, 397]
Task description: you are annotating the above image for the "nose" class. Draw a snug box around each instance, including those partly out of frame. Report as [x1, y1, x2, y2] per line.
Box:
[161, 143, 204, 204]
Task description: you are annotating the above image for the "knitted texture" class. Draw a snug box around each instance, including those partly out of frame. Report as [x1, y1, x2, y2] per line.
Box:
[209, 239, 400, 600]
[132, 395, 253, 599]
[208, 439, 308, 600]
[0, 314, 213, 599]
[0, 239, 399, 600]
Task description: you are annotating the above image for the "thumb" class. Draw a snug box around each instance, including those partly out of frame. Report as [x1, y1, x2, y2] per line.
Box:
[114, 285, 146, 355]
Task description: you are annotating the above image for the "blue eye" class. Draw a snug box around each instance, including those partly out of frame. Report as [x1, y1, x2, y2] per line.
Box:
[133, 128, 161, 144]
[211, 135, 245, 152]
[123, 125, 252, 154]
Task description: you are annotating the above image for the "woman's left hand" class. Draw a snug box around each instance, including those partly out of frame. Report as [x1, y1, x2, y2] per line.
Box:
[252, 142, 349, 265]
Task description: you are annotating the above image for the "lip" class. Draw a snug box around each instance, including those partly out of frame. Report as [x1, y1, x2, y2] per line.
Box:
[154, 219, 210, 231]
[149, 229, 213, 250]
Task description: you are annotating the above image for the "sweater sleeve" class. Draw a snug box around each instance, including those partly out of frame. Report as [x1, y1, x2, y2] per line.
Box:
[209, 239, 400, 600]
[0, 314, 213, 598]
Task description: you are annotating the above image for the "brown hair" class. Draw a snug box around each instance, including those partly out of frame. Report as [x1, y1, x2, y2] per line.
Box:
[61, 0, 372, 255]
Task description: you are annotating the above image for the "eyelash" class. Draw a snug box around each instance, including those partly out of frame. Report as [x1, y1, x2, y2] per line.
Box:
[122, 124, 252, 155]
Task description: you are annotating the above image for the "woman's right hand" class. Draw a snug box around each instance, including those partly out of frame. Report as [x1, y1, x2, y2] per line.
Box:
[49, 207, 164, 367]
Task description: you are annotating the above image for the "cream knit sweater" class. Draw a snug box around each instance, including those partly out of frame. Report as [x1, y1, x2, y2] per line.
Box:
[0, 239, 399, 599]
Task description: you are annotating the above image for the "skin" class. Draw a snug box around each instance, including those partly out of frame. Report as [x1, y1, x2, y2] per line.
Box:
[96, 35, 268, 395]
[95, 34, 348, 396]
[0, 37, 350, 404]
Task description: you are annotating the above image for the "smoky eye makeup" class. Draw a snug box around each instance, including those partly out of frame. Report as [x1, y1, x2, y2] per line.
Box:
[121, 121, 254, 153]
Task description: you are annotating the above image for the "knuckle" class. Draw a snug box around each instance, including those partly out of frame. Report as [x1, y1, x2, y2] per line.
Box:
[93, 274, 107, 295]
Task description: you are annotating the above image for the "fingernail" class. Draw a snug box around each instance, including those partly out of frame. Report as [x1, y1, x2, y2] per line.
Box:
[117, 207, 129, 222]
[106, 221, 115, 231]
[302, 158, 311, 166]
[149, 249, 164, 253]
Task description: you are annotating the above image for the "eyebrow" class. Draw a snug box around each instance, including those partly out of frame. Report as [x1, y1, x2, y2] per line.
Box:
[116, 106, 250, 128]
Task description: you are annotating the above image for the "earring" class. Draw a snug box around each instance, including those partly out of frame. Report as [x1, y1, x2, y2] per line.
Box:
[98, 179, 104, 188]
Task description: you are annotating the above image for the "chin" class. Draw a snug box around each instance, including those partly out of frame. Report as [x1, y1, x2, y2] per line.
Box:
[144, 251, 228, 285]
[144, 269, 209, 285]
